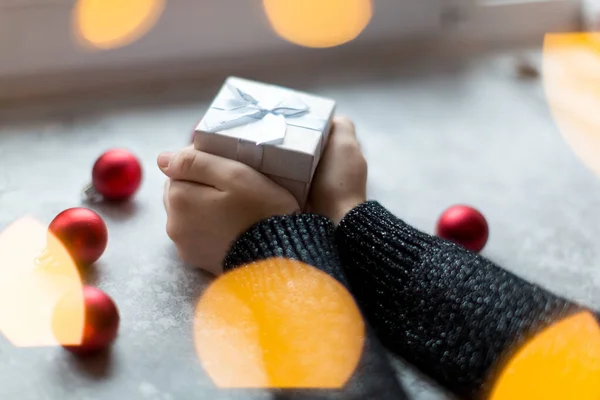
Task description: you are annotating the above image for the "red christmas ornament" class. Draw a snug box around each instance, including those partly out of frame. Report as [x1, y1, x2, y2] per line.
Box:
[85, 149, 142, 202]
[48, 208, 108, 266]
[436, 205, 489, 252]
[52, 286, 120, 355]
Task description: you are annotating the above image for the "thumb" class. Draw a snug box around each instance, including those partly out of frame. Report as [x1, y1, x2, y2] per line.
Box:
[157, 147, 249, 190]
[157, 148, 218, 186]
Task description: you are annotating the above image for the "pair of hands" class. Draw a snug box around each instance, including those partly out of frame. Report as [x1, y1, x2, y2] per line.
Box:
[159, 117, 367, 273]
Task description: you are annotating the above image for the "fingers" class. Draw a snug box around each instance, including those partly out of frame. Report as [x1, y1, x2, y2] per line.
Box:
[166, 180, 222, 217]
[327, 116, 362, 152]
[328, 116, 360, 150]
[157, 147, 250, 190]
[333, 116, 357, 140]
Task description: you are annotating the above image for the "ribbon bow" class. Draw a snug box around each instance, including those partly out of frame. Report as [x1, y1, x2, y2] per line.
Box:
[203, 82, 325, 145]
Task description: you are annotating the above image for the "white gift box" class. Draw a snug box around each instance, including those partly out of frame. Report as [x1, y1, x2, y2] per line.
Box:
[194, 76, 336, 207]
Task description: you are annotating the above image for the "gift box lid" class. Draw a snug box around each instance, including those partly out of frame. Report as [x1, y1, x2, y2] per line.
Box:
[195, 76, 336, 183]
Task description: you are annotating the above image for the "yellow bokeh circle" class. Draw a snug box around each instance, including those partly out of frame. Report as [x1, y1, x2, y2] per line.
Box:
[0, 217, 84, 347]
[262, 0, 373, 48]
[490, 312, 600, 400]
[72, 0, 165, 50]
[543, 33, 600, 180]
[194, 258, 365, 388]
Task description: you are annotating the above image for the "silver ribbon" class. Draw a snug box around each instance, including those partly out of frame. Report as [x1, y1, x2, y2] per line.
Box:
[202, 82, 326, 145]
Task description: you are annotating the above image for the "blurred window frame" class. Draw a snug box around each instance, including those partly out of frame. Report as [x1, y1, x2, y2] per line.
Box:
[0, 0, 581, 99]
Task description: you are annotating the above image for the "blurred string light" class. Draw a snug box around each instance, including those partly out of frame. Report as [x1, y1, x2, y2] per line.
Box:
[0, 217, 84, 347]
[543, 33, 600, 179]
[194, 258, 365, 388]
[489, 312, 600, 400]
[72, 0, 165, 50]
[262, 0, 373, 48]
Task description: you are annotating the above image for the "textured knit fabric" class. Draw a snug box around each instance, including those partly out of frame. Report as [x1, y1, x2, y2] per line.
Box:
[224, 214, 408, 400]
[336, 201, 591, 399]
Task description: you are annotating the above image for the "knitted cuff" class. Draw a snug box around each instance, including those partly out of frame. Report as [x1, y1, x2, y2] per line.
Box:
[224, 213, 345, 280]
[337, 200, 437, 265]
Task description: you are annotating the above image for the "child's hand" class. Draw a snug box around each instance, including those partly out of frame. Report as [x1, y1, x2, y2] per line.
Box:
[159, 147, 299, 275]
[307, 117, 367, 224]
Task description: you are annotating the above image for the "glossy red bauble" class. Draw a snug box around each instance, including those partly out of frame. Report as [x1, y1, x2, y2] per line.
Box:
[52, 286, 120, 355]
[92, 149, 142, 201]
[48, 208, 108, 266]
[436, 205, 489, 252]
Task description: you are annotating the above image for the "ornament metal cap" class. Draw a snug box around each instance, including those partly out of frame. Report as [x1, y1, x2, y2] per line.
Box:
[82, 183, 103, 203]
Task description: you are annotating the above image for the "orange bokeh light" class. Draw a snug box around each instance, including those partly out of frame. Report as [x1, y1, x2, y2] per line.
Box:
[0, 217, 84, 347]
[262, 0, 372, 48]
[72, 0, 165, 50]
[490, 312, 600, 400]
[543, 33, 600, 179]
[194, 258, 365, 389]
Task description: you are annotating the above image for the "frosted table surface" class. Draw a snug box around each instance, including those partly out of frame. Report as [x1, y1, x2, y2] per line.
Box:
[1, 49, 599, 400]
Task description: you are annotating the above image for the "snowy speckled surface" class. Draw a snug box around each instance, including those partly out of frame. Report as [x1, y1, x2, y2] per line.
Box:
[1, 49, 599, 399]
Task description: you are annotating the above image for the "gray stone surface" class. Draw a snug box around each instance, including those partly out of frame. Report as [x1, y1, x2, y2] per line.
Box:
[1, 49, 599, 399]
